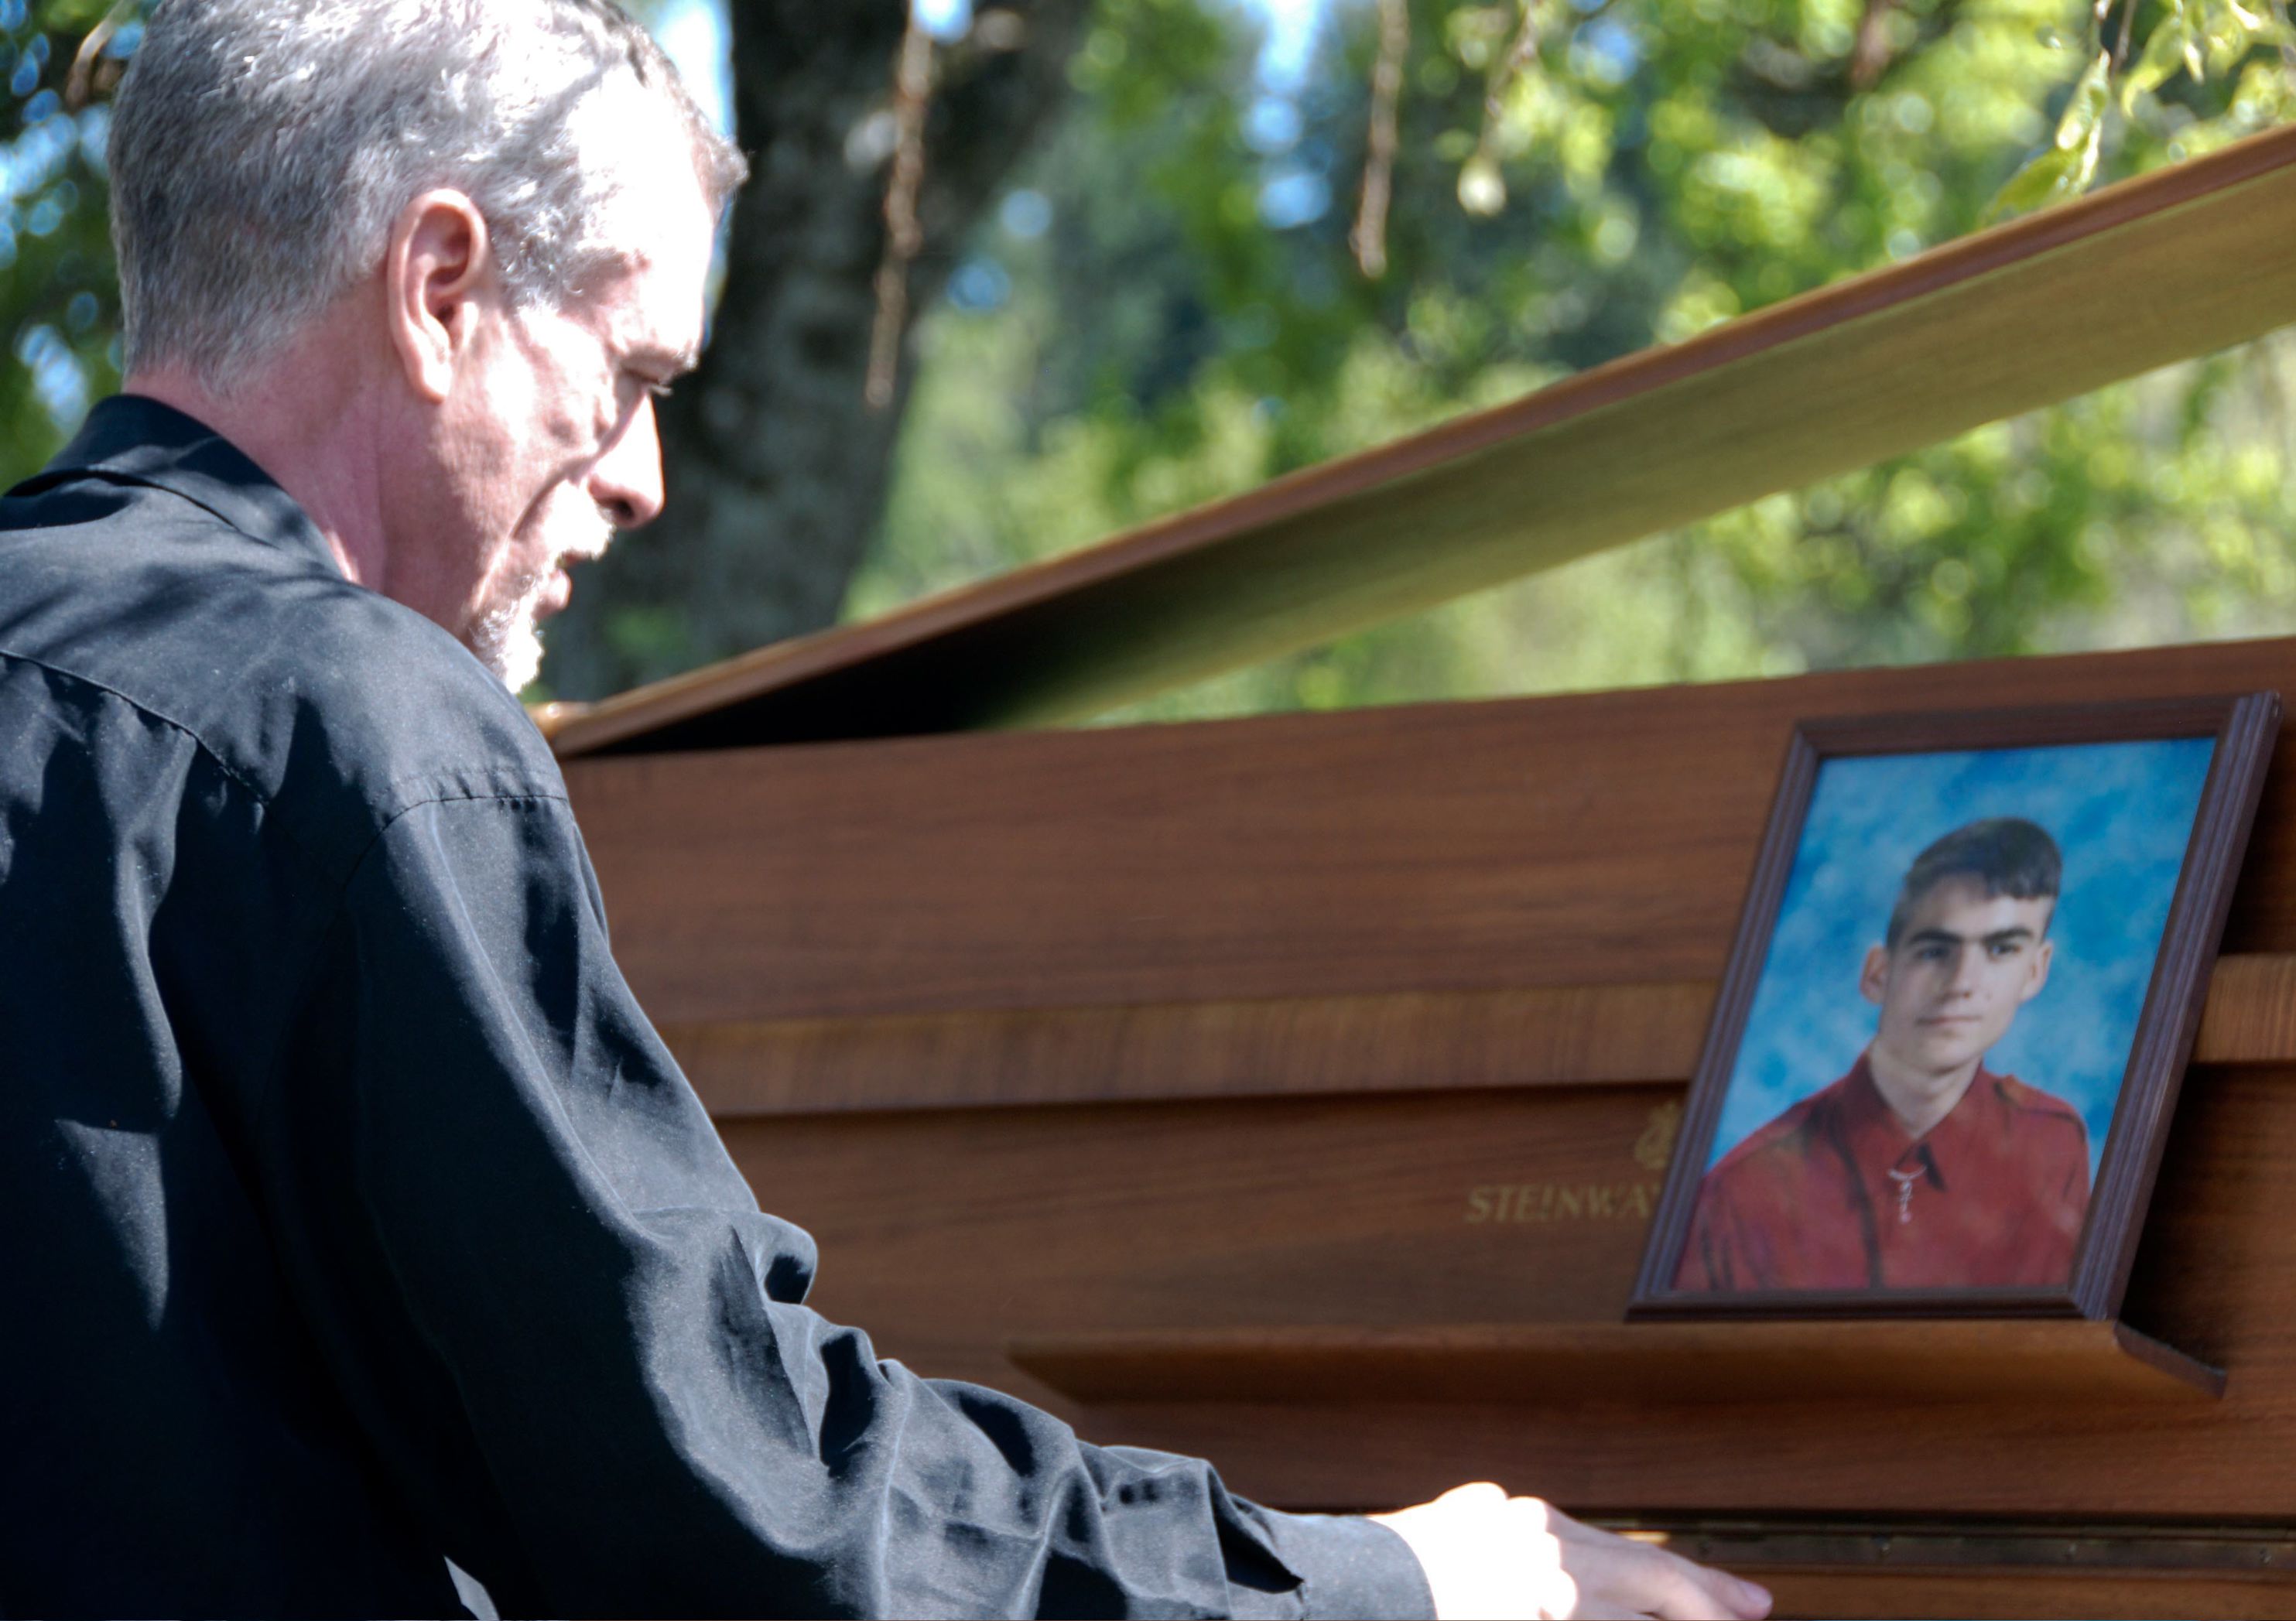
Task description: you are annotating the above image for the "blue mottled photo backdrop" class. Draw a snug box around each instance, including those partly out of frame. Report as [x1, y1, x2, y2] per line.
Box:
[1706, 737, 2217, 1177]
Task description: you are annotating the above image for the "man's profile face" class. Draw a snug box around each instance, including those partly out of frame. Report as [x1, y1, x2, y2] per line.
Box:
[1860, 874, 2055, 1079]
[403, 101, 716, 690]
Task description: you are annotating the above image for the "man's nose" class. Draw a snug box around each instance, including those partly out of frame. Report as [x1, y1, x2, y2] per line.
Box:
[1946, 944, 1985, 993]
[588, 394, 666, 529]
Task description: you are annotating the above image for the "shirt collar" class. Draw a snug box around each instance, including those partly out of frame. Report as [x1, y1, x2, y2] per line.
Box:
[11, 394, 344, 576]
[1835, 1050, 2007, 1194]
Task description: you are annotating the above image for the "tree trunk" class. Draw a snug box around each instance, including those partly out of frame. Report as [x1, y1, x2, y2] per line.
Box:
[542, 0, 1093, 701]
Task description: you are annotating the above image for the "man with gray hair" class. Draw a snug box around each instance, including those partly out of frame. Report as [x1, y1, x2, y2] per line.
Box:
[0, 4, 1770, 1618]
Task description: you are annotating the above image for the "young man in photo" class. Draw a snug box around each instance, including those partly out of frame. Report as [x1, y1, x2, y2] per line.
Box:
[1676, 816, 2092, 1292]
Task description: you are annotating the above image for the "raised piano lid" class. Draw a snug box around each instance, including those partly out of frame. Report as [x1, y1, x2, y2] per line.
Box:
[541, 121, 2296, 759]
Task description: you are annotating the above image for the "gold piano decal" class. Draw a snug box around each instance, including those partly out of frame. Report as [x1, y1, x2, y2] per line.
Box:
[1464, 1103, 1681, 1223]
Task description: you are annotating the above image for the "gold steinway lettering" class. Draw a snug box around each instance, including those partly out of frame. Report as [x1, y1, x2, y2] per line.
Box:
[1463, 1182, 1664, 1224]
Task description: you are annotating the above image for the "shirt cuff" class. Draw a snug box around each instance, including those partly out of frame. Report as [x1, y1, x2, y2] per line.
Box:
[1246, 1510, 1436, 1620]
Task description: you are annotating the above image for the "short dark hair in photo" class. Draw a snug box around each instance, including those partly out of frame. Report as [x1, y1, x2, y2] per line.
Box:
[1885, 816, 2064, 946]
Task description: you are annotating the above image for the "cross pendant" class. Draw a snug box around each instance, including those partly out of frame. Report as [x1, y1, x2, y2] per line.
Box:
[1886, 1168, 1920, 1225]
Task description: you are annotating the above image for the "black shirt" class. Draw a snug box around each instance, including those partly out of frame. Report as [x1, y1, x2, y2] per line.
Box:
[0, 397, 1433, 1621]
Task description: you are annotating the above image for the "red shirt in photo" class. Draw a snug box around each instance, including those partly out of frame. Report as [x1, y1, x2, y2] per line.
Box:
[1675, 1053, 2092, 1293]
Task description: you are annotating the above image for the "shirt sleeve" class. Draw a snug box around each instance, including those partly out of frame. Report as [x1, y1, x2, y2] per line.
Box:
[265, 791, 1434, 1621]
[1675, 1175, 1736, 1291]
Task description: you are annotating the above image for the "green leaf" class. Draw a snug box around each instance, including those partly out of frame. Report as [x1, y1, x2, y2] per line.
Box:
[2066, 90, 2107, 192]
[2054, 50, 2111, 153]
[1990, 53, 2109, 221]
[1984, 145, 2082, 221]
[2121, 3, 2194, 109]
[2196, 0, 2263, 70]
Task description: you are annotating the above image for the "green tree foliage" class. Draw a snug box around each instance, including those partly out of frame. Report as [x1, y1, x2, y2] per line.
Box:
[6, 0, 2293, 724]
[2, 0, 132, 486]
[857, 0, 2296, 721]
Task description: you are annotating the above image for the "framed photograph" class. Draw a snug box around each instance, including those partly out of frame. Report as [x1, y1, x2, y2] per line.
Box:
[1630, 693, 2279, 1321]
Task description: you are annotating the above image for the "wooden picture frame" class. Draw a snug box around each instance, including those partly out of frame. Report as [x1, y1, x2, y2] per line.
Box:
[1631, 693, 2280, 1322]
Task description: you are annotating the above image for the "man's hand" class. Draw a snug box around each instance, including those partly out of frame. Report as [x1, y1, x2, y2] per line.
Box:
[1372, 1482, 1773, 1620]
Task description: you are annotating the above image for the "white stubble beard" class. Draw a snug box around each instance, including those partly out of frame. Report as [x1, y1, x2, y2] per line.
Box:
[465, 561, 554, 694]
[465, 525, 611, 694]
[466, 571, 551, 693]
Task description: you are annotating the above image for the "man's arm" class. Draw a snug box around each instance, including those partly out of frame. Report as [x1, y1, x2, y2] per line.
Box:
[265, 788, 1763, 1618]
[259, 789, 1426, 1616]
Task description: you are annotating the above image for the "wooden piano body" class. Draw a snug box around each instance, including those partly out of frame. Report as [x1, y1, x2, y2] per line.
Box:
[543, 127, 2296, 1616]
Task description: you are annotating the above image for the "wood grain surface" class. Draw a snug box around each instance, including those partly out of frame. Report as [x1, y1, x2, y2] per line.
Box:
[566, 635, 2296, 1032]
[1613, 1520, 2296, 1619]
[660, 956, 2296, 1119]
[1737, 1568, 2296, 1620]
[655, 982, 1716, 1117]
[711, 1065, 2296, 1522]
[570, 634, 2296, 1612]
[545, 123, 2296, 754]
[1004, 1319, 2223, 1404]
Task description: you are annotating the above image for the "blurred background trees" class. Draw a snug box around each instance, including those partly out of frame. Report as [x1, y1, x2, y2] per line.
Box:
[2, 0, 127, 492]
[6, 0, 2294, 719]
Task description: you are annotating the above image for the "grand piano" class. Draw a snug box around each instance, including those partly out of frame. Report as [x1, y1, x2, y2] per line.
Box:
[536, 124, 2296, 1618]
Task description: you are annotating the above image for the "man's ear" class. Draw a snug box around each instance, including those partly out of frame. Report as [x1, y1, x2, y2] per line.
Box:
[2020, 937, 2055, 1004]
[385, 190, 495, 403]
[1859, 943, 1891, 1007]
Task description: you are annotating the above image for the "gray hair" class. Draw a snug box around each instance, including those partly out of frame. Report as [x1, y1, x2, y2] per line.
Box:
[110, 0, 748, 389]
